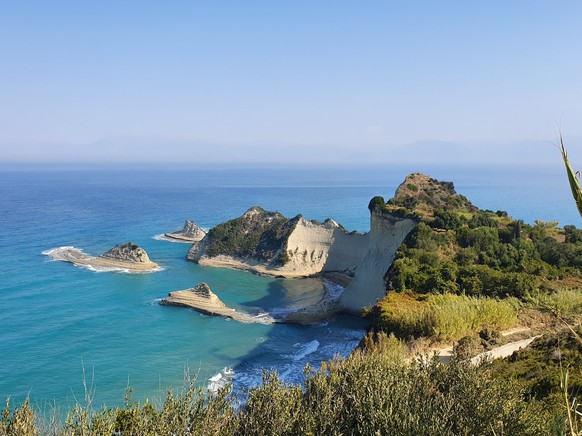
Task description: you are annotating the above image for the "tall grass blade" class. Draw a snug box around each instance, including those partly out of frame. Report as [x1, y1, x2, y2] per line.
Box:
[559, 133, 582, 219]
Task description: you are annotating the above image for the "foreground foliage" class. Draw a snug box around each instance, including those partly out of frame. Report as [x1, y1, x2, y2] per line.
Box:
[1, 344, 559, 435]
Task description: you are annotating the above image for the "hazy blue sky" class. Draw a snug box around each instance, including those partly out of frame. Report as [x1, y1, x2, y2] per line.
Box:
[2, 1, 582, 165]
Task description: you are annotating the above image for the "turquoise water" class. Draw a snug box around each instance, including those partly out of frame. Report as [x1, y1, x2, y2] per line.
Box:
[0, 163, 578, 412]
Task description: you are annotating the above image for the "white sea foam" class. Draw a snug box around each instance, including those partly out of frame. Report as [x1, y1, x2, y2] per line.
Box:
[233, 371, 263, 390]
[323, 280, 345, 299]
[149, 298, 164, 306]
[208, 367, 235, 394]
[209, 373, 222, 383]
[42, 246, 85, 257]
[291, 340, 320, 361]
[83, 264, 131, 273]
[252, 312, 276, 324]
[266, 306, 297, 321]
[85, 264, 164, 274]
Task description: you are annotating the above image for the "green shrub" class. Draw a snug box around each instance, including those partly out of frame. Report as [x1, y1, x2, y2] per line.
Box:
[368, 196, 386, 211]
[526, 288, 582, 320]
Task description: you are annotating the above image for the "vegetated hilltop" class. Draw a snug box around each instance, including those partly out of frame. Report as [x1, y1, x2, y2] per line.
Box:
[386, 172, 478, 218]
[367, 173, 582, 344]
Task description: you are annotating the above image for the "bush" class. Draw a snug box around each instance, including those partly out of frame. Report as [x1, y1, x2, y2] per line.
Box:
[453, 335, 484, 360]
[368, 196, 386, 211]
[1, 398, 37, 436]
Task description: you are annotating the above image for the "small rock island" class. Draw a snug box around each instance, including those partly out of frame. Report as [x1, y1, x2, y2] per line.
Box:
[161, 282, 275, 324]
[164, 220, 207, 242]
[45, 242, 160, 273]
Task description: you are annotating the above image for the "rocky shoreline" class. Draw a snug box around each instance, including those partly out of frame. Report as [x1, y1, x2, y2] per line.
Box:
[186, 204, 417, 314]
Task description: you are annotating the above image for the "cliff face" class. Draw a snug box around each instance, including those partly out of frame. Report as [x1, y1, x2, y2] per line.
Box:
[339, 209, 417, 313]
[185, 173, 476, 313]
[278, 217, 369, 276]
[187, 206, 370, 277]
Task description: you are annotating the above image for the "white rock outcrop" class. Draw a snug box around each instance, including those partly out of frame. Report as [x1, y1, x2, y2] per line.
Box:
[164, 220, 207, 242]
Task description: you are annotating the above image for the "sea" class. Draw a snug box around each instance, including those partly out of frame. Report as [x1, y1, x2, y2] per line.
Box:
[0, 162, 579, 414]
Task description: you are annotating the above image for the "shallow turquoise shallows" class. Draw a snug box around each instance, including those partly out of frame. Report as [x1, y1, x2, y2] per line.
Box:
[0, 163, 577, 412]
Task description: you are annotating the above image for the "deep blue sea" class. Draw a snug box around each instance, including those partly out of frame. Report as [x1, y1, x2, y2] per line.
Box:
[0, 162, 579, 414]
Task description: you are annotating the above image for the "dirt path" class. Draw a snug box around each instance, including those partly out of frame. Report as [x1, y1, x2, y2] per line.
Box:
[430, 327, 539, 364]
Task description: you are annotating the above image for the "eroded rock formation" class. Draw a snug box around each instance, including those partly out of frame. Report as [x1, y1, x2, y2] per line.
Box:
[164, 220, 207, 242]
[161, 282, 274, 324]
[177, 174, 476, 315]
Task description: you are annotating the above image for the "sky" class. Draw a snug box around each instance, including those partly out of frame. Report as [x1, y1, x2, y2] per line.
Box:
[2, 1, 582, 166]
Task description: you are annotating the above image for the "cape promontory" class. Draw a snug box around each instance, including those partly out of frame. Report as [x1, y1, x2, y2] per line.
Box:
[186, 195, 420, 313]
